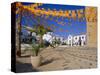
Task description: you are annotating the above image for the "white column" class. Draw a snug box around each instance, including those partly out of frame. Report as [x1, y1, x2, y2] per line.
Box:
[67, 35, 73, 46]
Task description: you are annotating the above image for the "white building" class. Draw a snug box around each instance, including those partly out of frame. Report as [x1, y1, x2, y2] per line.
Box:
[67, 34, 86, 46]
[42, 32, 87, 47]
[42, 32, 53, 44]
[42, 32, 65, 45]
[73, 34, 86, 46]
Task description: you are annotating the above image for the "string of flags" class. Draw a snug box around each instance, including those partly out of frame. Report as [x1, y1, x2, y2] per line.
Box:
[16, 3, 85, 20]
[15, 3, 86, 33]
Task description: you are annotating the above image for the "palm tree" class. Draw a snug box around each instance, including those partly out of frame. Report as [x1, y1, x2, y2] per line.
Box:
[35, 25, 47, 46]
[23, 24, 52, 56]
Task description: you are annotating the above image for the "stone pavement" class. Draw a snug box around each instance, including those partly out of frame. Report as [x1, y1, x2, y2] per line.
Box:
[16, 46, 97, 72]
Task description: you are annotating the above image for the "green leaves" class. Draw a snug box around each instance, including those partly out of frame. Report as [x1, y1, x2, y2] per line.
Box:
[23, 24, 52, 36]
[32, 44, 40, 56]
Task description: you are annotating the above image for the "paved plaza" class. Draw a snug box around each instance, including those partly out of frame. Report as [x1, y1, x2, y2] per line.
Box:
[16, 46, 97, 72]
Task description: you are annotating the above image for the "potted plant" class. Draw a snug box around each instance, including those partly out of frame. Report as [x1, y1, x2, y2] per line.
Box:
[30, 43, 41, 68]
[24, 24, 52, 68]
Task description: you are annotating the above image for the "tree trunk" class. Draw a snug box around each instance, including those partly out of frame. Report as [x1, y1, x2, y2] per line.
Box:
[16, 9, 22, 57]
[39, 35, 43, 47]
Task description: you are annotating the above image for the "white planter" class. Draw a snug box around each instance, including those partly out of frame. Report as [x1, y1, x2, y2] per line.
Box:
[31, 56, 41, 68]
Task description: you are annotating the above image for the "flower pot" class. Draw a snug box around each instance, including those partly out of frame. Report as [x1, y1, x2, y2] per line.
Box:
[31, 55, 41, 68]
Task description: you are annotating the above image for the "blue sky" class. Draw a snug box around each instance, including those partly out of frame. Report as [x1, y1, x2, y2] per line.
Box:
[20, 2, 87, 38]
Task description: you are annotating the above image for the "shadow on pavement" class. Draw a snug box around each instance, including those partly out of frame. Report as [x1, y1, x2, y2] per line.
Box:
[16, 61, 39, 73]
[40, 58, 54, 66]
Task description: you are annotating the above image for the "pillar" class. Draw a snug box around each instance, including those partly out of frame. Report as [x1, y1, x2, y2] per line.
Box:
[85, 7, 97, 47]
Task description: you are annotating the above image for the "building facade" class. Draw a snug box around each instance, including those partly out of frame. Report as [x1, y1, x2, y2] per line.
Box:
[67, 34, 86, 46]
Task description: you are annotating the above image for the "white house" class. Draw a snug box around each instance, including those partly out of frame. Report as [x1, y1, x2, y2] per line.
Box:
[67, 34, 86, 46]
[42, 32, 87, 47]
[42, 32, 53, 44]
